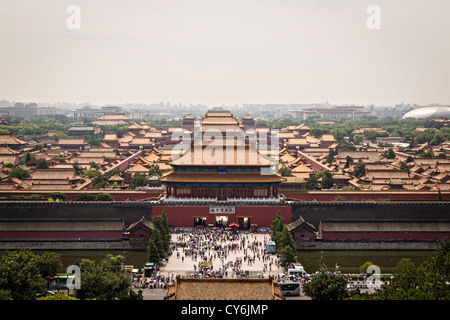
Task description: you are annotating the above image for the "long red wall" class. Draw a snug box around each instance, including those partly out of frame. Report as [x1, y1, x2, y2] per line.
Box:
[0, 231, 123, 239]
[0, 191, 161, 201]
[282, 191, 449, 201]
[1, 190, 448, 202]
[321, 232, 450, 240]
[152, 205, 292, 228]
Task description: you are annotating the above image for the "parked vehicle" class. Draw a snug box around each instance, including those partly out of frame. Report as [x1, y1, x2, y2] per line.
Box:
[279, 281, 301, 296]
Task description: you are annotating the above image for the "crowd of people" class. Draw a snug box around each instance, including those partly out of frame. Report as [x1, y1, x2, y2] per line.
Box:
[171, 227, 283, 278]
[131, 227, 390, 296]
[132, 227, 290, 288]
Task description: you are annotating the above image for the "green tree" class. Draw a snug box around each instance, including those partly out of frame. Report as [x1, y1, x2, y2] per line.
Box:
[398, 161, 410, 176]
[303, 273, 349, 300]
[276, 226, 297, 265]
[161, 209, 170, 234]
[90, 161, 100, 169]
[352, 238, 450, 300]
[48, 192, 68, 201]
[344, 156, 353, 169]
[354, 135, 363, 145]
[305, 175, 319, 190]
[0, 289, 12, 300]
[38, 292, 79, 300]
[147, 238, 161, 265]
[160, 209, 171, 250]
[152, 215, 170, 253]
[352, 160, 366, 178]
[374, 258, 423, 300]
[0, 250, 46, 300]
[76, 193, 97, 201]
[269, 211, 296, 264]
[270, 210, 285, 245]
[25, 152, 32, 164]
[149, 164, 163, 176]
[4, 162, 14, 168]
[73, 258, 96, 273]
[279, 245, 297, 266]
[365, 131, 378, 142]
[95, 193, 115, 201]
[430, 131, 448, 146]
[129, 173, 148, 189]
[360, 261, 374, 274]
[35, 252, 63, 279]
[85, 169, 102, 179]
[72, 162, 84, 175]
[419, 149, 435, 158]
[35, 158, 50, 169]
[150, 228, 165, 260]
[320, 171, 335, 189]
[74, 254, 137, 300]
[279, 166, 293, 177]
[419, 238, 450, 300]
[383, 148, 396, 159]
[8, 167, 31, 180]
[100, 254, 124, 273]
[332, 128, 345, 141]
[326, 155, 335, 164]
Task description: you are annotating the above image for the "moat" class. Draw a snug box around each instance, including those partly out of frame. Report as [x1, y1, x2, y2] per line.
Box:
[31, 248, 435, 275]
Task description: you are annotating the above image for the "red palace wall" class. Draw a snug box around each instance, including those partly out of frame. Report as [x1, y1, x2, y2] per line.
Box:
[0, 190, 448, 202]
[0, 231, 124, 239]
[152, 205, 292, 228]
[283, 191, 449, 201]
[321, 232, 450, 240]
[0, 191, 161, 202]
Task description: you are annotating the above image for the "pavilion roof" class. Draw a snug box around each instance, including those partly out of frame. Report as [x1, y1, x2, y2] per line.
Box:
[127, 163, 149, 172]
[57, 138, 86, 145]
[0, 132, 27, 145]
[165, 276, 284, 300]
[0, 146, 21, 155]
[30, 168, 76, 180]
[170, 142, 277, 167]
[159, 171, 284, 184]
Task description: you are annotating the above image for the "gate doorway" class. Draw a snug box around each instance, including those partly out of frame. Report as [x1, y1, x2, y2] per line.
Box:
[215, 216, 228, 228]
[238, 217, 250, 229]
[194, 217, 207, 227]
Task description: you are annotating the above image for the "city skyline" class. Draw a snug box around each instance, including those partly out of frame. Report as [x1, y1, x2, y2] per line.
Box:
[1, 1, 449, 107]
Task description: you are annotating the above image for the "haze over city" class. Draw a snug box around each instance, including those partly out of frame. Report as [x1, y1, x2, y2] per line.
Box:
[1, 0, 449, 107]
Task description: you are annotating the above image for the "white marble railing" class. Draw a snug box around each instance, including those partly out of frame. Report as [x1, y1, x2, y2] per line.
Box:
[161, 195, 282, 203]
[226, 197, 281, 203]
[162, 196, 218, 203]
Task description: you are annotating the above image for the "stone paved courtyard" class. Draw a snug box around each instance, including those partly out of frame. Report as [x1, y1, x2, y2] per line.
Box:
[158, 231, 286, 279]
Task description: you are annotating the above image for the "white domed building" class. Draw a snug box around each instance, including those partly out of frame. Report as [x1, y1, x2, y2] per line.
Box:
[403, 106, 450, 119]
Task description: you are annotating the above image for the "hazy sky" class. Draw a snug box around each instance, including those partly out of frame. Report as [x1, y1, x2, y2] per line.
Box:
[1, 0, 449, 107]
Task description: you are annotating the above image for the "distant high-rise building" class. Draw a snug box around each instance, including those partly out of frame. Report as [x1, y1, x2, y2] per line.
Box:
[72, 106, 134, 119]
[288, 106, 372, 120]
[0, 102, 62, 118]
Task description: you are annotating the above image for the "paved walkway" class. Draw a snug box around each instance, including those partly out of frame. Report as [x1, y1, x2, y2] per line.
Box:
[133, 229, 312, 300]
[158, 230, 285, 279]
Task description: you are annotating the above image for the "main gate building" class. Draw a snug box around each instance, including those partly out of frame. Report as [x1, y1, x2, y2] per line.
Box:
[154, 109, 291, 228]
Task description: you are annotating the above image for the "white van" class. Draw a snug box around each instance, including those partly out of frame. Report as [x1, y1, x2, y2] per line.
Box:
[288, 268, 308, 278]
[288, 264, 308, 278]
